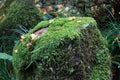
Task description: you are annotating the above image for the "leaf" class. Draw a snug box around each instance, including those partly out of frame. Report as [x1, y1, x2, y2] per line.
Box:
[18, 24, 28, 33]
[0, 52, 12, 61]
[112, 61, 120, 66]
[70, 68, 74, 74]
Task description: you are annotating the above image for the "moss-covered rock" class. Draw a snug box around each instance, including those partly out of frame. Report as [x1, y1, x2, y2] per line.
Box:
[0, 0, 42, 31]
[12, 17, 111, 80]
[0, 0, 43, 53]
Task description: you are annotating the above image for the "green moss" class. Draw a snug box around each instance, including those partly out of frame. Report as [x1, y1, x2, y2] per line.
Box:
[12, 17, 111, 80]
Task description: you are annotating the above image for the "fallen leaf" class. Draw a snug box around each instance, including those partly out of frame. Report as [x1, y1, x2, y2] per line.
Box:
[30, 34, 37, 40]
[14, 49, 18, 53]
[49, 19, 54, 24]
[68, 17, 75, 20]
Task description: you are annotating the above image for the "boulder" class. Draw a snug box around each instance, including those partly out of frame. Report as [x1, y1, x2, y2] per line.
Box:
[0, 0, 42, 32]
[12, 17, 111, 80]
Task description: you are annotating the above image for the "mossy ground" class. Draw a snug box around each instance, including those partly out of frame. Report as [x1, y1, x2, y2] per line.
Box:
[12, 17, 111, 80]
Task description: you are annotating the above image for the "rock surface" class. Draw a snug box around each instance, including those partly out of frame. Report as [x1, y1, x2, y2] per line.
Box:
[12, 17, 111, 80]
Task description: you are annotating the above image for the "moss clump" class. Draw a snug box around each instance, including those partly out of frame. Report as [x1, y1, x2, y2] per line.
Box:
[12, 17, 111, 80]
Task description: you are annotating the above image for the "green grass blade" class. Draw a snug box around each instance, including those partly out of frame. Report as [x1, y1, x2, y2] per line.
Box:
[0, 53, 12, 61]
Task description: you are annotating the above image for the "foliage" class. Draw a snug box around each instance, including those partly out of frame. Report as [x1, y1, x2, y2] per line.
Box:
[102, 21, 120, 79]
[0, 60, 14, 80]
[102, 22, 120, 65]
[0, 35, 16, 80]
[0, 52, 14, 80]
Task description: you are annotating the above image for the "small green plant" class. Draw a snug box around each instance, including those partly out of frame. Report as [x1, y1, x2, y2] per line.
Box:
[102, 21, 120, 79]
[104, 22, 120, 66]
[0, 52, 14, 80]
[11, 24, 29, 35]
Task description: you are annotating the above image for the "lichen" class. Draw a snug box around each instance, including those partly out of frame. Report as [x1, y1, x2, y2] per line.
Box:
[12, 17, 111, 80]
